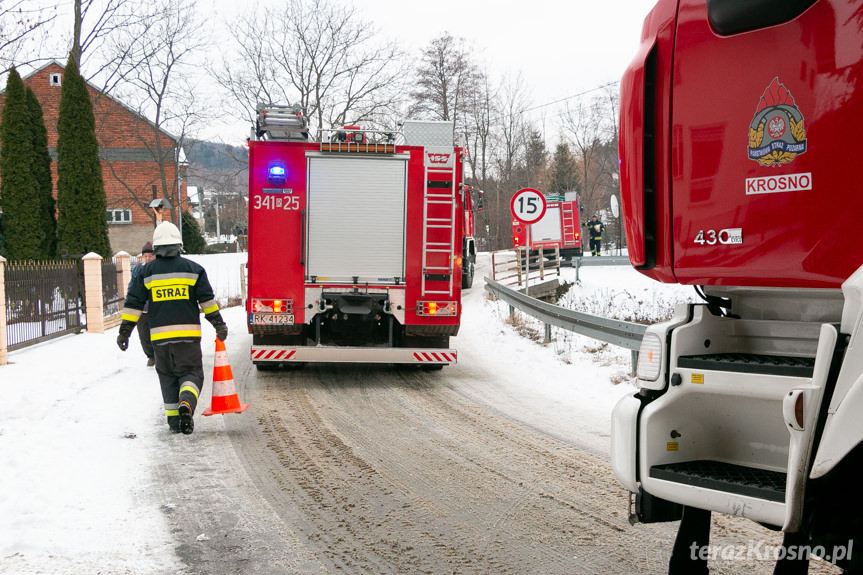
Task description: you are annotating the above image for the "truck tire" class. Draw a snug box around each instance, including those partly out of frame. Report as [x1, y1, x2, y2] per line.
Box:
[462, 258, 475, 289]
[420, 364, 445, 371]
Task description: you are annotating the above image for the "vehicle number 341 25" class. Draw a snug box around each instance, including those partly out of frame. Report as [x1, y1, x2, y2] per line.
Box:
[253, 195, 299, 210]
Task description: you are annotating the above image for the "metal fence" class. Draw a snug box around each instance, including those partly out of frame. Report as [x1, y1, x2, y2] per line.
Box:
[4, 260, 85, 351]
[491, 247, 561, 286]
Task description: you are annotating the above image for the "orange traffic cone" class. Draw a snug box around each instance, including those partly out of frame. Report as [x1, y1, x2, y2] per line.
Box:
[203, 338, 248, 416]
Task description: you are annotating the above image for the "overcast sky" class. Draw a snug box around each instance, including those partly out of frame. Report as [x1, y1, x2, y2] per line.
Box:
[355, 0, 655, 103]
[203, 0, 657, 143]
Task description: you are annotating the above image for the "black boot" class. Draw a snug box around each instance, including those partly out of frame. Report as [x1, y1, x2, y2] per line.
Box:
[178, 401, 194, 435]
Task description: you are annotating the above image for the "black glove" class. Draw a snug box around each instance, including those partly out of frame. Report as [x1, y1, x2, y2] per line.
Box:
[117, 320, 135, 352]
[206, 311, 228, 341]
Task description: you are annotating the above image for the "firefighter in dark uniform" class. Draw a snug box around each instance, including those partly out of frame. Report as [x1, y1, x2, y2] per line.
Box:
[129, 241, 155, 367]
[116, 222, 228, 435]
[583, 215, 605, 256]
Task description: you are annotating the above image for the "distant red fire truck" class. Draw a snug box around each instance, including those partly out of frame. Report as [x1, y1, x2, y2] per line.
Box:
[511, 195, 582, 260]
[246, 107, 478, 369]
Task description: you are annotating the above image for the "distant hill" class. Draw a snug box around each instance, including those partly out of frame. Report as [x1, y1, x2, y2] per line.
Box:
[185, 139, 247, 172]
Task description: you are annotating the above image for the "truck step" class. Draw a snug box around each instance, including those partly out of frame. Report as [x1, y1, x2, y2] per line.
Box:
[678, 353, 815, 377]
[650, 460, 786, 502]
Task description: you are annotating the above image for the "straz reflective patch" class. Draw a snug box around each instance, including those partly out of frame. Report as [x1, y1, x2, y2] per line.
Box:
[152, 285, 190, 301]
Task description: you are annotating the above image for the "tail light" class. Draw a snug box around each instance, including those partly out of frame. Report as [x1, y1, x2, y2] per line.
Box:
[416, 301, 458, 316]
[251, 298, 293, 313]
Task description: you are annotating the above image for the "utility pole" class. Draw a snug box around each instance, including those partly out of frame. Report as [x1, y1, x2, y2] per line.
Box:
[214, 196, 220, 241]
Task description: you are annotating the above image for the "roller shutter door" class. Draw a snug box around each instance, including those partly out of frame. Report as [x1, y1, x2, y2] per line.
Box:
[306, 155, 407, 283]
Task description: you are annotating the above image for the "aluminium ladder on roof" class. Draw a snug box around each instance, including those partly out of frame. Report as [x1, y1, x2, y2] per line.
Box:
[421, 162, 457, 298]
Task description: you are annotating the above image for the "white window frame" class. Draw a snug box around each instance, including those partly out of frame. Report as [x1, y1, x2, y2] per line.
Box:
[107, 208, 133, 224]
[49, 73, 62, 87]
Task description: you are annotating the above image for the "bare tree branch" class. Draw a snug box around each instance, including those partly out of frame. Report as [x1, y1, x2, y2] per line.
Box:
[0, 1, 58, 76]
[212, 0, 406, 140]
[98, 0, 210, 226]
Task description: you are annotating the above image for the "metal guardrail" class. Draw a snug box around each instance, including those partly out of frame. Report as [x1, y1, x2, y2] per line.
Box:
[570, 255, 630, 267]
[484, 275, 646, 372]
[564, 255, 631, 284]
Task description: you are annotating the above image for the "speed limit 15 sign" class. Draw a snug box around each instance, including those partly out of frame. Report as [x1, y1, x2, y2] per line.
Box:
[510, 188, 547, 225]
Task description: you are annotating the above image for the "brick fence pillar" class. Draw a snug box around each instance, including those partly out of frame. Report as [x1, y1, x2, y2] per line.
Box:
[114, 251, 131, 300]
[0, 256, 7, 366]
[82, 252, 105, 334]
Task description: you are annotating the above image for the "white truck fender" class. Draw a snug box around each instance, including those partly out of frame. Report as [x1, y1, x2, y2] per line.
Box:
[811, 263, 863, 478]
[611, 393, 643, 493]
[810, 371, 863, 478]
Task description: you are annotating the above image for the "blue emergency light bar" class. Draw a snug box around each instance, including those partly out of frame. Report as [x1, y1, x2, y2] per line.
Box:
[268, 161, 287, 184]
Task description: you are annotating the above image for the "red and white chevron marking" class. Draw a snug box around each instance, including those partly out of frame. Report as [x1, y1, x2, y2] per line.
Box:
[412, 352, 456, 363]
[251, 349, 297, 361]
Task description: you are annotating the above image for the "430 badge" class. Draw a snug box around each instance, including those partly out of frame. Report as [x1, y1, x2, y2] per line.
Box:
[694, 228, 743, 246]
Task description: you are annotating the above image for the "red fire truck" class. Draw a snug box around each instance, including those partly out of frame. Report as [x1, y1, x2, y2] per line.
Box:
[611, 1, 863, 572]
[511, 196, 582, 260]
[246, 109, 474, 369]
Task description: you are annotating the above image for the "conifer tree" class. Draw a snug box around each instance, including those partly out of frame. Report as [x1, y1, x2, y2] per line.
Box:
[26, 87, 57, 258]
[549, 142, 581, 196]
[56, 55, 111, 257]
[0, 213, 7, 258]
[0, 67, 45, 260]
[181, 210, 206, 254]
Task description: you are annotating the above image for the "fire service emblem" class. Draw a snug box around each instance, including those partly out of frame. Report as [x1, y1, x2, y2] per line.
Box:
[748, 77, 807, 167]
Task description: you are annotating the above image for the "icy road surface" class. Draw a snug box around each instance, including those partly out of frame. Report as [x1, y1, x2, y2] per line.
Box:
[0, 254, 840, 574]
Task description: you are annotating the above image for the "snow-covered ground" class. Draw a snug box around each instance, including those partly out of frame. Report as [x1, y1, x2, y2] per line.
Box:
[492, 263, 697, 371]
[0, 252, 685, 573]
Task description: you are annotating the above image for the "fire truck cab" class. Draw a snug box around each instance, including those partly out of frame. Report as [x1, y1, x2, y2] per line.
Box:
[611, 0, 863, 572]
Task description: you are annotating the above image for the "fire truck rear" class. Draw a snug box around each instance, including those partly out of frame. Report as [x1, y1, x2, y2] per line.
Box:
[247, 108, 467, 369]
[511, 195, 581, 260]
[611, 0, 863, 572]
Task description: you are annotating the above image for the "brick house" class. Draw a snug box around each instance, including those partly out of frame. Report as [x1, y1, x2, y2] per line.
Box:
[0, 61, 187, 255]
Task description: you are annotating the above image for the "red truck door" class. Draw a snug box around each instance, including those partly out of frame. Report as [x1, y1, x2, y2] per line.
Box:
[669, 0, 863, 287]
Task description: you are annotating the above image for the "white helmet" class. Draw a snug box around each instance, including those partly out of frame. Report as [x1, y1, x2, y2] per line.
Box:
[152, 222, 183, 246]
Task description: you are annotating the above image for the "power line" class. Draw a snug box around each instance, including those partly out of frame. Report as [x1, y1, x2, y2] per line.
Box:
[488, 80, 620, 125]
[523, 81, 620, 115]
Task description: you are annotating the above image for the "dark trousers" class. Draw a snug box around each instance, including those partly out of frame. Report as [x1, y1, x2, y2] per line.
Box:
[669, 506, 711, 575]
[589, 237, 602, 256]
[136, 312, 154, 358]
[153, 341, 204, 427]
